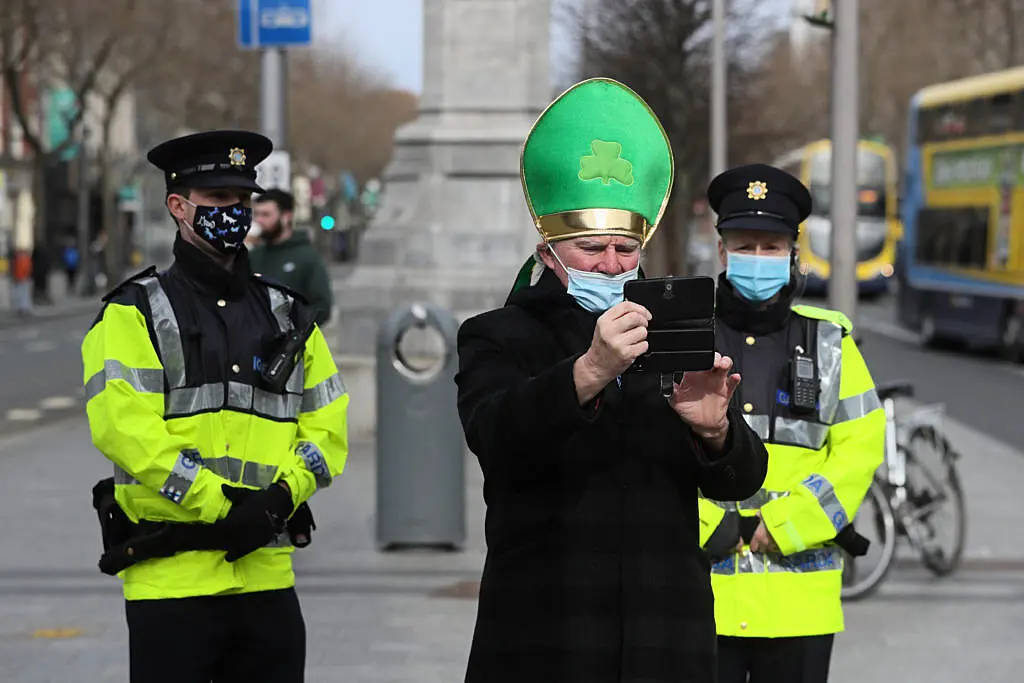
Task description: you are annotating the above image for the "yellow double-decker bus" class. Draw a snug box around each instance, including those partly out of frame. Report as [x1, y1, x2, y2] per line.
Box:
[773, 139, 901, 297]
[898, 66, 1024, 359]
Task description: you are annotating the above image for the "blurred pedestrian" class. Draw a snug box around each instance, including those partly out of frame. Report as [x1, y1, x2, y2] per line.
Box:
[62, 233, 80, 294]
[8, 245, 32, 316]
[250, 188, 333, 326]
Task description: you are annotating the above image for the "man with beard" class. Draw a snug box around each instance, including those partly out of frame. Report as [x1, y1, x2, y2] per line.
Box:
[81, 130, 349, 683]
[455, 78, 770, 683]
[251, 188, 334, 326]
[699, 164, 884, 683]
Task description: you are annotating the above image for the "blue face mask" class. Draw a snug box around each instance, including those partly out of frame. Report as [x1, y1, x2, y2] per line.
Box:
[726, 252, 792, 302]
[564, 265, 639, 313]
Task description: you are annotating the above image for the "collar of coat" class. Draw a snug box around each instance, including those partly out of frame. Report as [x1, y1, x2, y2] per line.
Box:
[172, 233, 252, 300]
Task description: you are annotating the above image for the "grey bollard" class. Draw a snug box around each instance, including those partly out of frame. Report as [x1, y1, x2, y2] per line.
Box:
[375, 303, 466, 551]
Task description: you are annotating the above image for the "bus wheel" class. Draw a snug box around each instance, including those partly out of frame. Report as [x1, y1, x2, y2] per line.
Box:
[920, 315, 940, 349]
[1002, 315, 1024, 364]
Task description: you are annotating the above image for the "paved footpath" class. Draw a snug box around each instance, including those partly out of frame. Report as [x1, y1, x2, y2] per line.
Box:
[0, 411, 1022, 682]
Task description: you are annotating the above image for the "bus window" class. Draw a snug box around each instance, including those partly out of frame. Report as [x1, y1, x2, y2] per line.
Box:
[915, 206, 989, 269]
[808, 148, 831, 216]
[986, 92, 1016, 135]
[857, 149, 887, 218]
[806, 146, 888, 218]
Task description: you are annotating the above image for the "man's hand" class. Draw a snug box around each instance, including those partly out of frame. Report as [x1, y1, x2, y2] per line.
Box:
[573, 301, 651, 404]
[667, 352, 741, 449]
[749, 514, 779, 554]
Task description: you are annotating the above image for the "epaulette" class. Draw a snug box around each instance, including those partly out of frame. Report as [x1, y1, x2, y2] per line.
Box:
[791, 304, 853, 334]
[251, 272, 309, 305]
[101, 265, 158, 302]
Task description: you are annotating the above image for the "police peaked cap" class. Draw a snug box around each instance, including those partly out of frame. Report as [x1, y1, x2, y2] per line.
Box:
[707, 163, 812, 237]
[147, 130, 273, 193]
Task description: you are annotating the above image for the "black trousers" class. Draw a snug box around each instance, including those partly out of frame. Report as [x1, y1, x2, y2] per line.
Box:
[125, 588, 306, 683]
[717, 634, 835, 683]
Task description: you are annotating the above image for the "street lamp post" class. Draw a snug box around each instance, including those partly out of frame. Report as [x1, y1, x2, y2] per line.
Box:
[76, 127, 92, 296]
[805, 1, 859, 324]
[709, 0, 727, 277]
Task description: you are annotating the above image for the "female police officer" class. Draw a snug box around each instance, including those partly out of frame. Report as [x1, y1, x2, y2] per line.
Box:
[699, 164, 885, 683]
[82, 130, 349, 682]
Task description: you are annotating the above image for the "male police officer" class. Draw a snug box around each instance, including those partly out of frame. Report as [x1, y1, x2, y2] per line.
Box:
[698, 164, 884, 682]
[82, 130, 349, 683]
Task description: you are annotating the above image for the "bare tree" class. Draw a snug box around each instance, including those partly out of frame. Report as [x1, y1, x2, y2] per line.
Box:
[287, 49, 417, 182]
[0, 0, 121, 249]
[734, 0, 1024, 175]
[567, 0, 768, 275]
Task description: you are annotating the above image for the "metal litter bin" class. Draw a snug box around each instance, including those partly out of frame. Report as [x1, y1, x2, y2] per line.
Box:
[375, 303, 466, 550]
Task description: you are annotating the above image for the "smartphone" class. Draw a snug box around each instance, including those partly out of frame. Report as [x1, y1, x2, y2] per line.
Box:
[624, 276, 716, 372]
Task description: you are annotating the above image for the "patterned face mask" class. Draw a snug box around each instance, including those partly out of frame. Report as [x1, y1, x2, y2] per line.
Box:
[183, 199, 253, 254]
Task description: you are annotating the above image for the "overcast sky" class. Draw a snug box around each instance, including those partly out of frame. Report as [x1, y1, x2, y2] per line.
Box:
[315, 0, 794, 94]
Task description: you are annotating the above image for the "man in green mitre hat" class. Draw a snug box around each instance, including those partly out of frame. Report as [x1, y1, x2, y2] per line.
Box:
[454, 78, 769, 683]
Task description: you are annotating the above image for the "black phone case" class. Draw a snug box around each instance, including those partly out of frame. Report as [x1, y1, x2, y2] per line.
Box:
[624, 276, 716, 372]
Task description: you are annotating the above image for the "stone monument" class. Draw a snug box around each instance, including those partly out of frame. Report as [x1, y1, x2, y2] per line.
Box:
[334, 0, 552, 436]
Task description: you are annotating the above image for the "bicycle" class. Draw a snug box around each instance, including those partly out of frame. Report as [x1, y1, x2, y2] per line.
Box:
[839, 380, 967, 601]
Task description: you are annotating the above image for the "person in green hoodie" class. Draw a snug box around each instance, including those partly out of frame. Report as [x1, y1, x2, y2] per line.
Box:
[250, 188, 333, 325]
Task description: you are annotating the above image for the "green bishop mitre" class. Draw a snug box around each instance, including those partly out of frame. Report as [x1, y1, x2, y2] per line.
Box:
[520, 78, 674, 246]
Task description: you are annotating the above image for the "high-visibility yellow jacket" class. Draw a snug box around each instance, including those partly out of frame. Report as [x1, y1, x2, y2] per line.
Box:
[82, 263, 349, 601]
[700, 304, 884, 638]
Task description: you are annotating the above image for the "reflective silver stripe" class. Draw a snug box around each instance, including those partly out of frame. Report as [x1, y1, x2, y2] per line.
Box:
[116, 456, 278, 490]
[157, 449, 203, 504]
[267, 287, 294, 333]
[301, 373, 346, 413]
[741, 413, 770, 439]
[164, 382, 303, 420]
[706, 488, 788, 512]
[711, 547, 842, 575]
[266, 287, 306, 395]
[227, 381, 302, 420]
[202, 456, 279, 488]
[834, 388, 882, 423]
[773, 417, 829, 450]
[114, 464, 140, 485]
[85, 360, 165, 400]
[140, 276, 186, 390]
[288, 357, 305, 395]
[296, 440, 332, 489]
[167, 383, 224, 416]
[816, 320, 843, 423]
[800, 473, 849, 532]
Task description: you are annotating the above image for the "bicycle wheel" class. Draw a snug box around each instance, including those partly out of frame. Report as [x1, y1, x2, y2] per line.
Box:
[841, 477, 898, 601]
[903, 424, 966, 577]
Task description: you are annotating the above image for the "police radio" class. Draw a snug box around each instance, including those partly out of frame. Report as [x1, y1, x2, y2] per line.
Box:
[790, 345, 818, 415]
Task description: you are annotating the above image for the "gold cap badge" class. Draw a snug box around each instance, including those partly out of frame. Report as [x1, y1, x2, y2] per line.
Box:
[747, 181, 767, 200]
[228, 148, 246, 167]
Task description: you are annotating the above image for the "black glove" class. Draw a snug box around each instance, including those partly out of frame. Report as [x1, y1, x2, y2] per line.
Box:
[738, 515, 761, 545]
[834, 524, 871, 557]
[704, 510, 741, 557]
[217, 483, 294, 562]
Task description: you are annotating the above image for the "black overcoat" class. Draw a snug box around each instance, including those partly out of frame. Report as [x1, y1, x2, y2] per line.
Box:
[455, 270, 770, 683]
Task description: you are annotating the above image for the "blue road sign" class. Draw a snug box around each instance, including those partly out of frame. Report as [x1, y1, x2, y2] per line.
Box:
[238, 0, 312, 49]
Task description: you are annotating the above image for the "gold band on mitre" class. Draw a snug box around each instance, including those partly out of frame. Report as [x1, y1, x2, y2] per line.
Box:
[536, 209, 655, 245]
